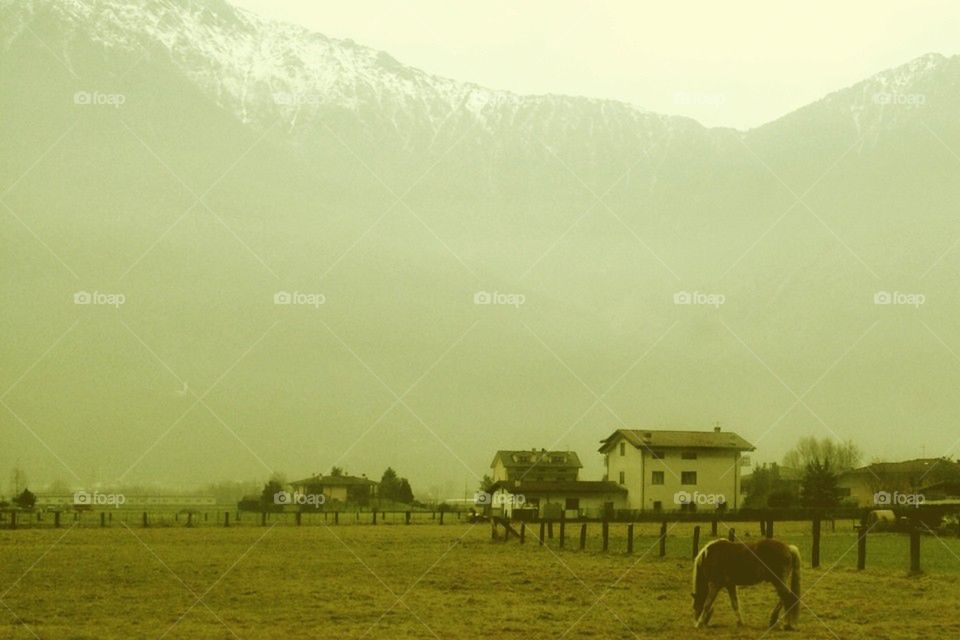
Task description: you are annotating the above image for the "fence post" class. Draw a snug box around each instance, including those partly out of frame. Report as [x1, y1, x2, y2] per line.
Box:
[579, 523, 587, 550]
[186, 512, 193, 528]
[372, 510, 377, 525]
[627, 524, 634, 554]
[857, 524, 867, 570]
[439, 510, 444, 525]
[405, 511, 411, 525]
[728, 528, 735, 541]
[547, 520, 554, 539]
[812, 517, 821, 568]
[602, 519, 609, 552]
[711, 518, 718, 537]
[692, 525, 701, 559]
[10, 511, 16, 530]
[261, 511, 267, 526]
[910, 524, 921, 574]
[539, 520, 545, 546]
[559, 511, 566, 549]
[224, 512, 230, 527]
[54, 511, 61, 529]
[766, 519, 774, 538]
[760, 520, 766, 537]
[658, 521, 667, 557]
[520, 521, 526, 544]
[143, 512, 148, 528]
[296, 511, 302, 526]
[335, 511, 339, 525]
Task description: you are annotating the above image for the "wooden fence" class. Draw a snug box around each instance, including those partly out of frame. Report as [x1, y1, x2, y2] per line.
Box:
[491, 509, 957, 575]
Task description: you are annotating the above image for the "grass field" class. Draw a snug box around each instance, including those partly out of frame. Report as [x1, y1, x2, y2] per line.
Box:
[2, 520, 959, 639]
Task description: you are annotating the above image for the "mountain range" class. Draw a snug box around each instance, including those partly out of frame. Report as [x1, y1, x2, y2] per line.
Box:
[2, 0, 960, 494]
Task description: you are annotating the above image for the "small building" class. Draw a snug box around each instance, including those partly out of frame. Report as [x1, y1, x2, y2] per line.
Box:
[290, 474, 377, 505]
[599, 427, 754, 512]
[837, 458, 960, 506]
[490, 449, 581, 482]
[489, 479, 627, 520]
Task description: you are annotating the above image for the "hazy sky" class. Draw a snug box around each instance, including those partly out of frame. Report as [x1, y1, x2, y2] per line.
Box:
[232, 0, 959, 129]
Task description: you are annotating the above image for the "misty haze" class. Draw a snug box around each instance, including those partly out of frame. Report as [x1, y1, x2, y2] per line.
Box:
[1, 1, 960, 638]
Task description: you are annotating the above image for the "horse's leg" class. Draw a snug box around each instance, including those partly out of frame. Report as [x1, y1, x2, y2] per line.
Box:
[694, 584, 720, 629]
[727, 586, 744, 626]
[768, 600, 782, 629]
[773, 582, 798, 631]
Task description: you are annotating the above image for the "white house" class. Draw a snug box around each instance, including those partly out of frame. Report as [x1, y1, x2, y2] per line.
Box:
[599, 427, 754, 512]
[489, 479, 627, 520]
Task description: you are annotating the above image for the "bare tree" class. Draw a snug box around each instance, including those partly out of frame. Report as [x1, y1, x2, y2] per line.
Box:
[10, 464, 27, 496]
[783, 436, 861, 472]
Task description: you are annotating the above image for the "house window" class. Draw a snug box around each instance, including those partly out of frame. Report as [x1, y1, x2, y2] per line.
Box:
[651, 471, 665, 485]
[681, 471, 697, 485]
[681, 451, 697, 460]
[619, 442, 626, 456]
[565, 497, 579, 510]
[653, 501, 662, 512]
[650, 449, 665, 459]
[618, 471, 625, 485]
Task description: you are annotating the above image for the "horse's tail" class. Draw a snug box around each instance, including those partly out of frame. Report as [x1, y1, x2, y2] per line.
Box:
[788, 544, 801, 626]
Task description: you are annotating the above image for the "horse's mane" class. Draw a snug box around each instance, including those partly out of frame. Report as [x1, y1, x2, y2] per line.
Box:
[692, 539, 719, 595]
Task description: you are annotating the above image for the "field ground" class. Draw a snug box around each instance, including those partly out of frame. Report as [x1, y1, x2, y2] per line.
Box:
[1, 520, 959, 639]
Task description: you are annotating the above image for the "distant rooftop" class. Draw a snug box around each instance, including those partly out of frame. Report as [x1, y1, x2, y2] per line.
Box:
[290, 474, 377, 486]
[491, 449, 582, 469]
[599, 428, 754, 452]
[842, 458, 960, 480]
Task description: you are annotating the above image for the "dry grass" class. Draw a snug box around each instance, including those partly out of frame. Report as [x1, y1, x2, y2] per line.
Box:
[1, 520, 958, 639]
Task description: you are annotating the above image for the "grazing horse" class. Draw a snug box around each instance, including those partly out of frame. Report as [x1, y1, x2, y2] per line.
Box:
[692, 538, 801, 630]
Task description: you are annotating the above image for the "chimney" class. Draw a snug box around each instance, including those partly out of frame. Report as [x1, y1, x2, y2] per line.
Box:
[714, 426, 721, 433]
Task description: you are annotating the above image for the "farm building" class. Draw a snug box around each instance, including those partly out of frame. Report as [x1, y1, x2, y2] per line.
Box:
[289, 474, 377, 505]
[599, 427, 754, 512]
[837, 458, 960, 506]
[490, 449, 581, 482]
[488, 479, 627, 520]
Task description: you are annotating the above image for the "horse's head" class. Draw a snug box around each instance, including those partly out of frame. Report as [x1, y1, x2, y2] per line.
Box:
[691, 547, 710, 620]
[692, 588, 707, 620]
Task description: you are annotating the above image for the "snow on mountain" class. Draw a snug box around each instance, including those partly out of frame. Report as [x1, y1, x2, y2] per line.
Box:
[1, 0, 689, 141]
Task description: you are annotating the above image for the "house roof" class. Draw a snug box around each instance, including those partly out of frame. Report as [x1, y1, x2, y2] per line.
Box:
[490, 480, 627, 494]
[491, 450, 582, 469]
[290, 474, 377, 487]
[841, 458, 960, 481]
[598, 428, 755, 453]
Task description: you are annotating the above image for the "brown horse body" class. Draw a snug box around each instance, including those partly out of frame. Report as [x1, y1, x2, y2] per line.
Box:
[692, 538, 801, 630]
